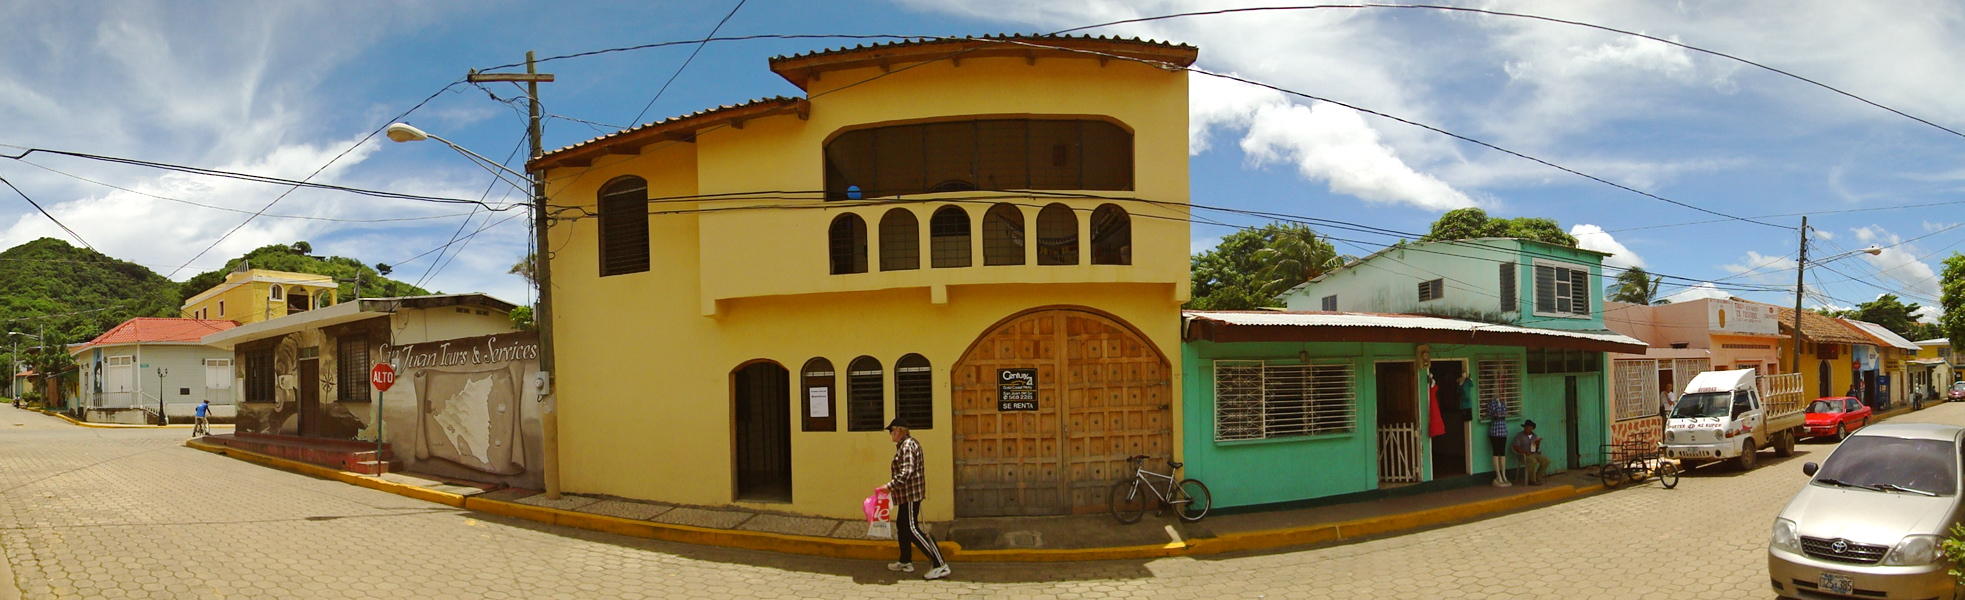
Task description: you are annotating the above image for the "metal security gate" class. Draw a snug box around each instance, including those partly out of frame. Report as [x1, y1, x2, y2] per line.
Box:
[951, 308, 1170, 517]
[1378, 423, 1421, 483]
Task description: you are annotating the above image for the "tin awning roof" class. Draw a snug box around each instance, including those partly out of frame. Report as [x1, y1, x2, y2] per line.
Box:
[1182, 311, 1647, 353]
[1841, 319, 1921, 352]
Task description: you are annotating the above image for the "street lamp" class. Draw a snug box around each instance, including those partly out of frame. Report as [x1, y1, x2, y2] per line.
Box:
[8, 331, 41, 405]
[386, 120, 561, 497]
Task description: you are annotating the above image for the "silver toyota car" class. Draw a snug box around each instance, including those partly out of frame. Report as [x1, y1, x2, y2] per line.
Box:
[1769, 422, 1965, 599]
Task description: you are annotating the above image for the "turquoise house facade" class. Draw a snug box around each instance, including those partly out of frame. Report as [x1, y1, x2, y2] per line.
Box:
[1179, 238, 1639, 510]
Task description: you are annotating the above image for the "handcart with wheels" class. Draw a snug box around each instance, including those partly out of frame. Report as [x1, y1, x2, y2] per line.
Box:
[1599, 440, 1680, 489]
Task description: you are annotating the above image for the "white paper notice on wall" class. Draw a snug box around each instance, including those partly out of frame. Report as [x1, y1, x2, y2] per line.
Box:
[808, 388, 830, 418]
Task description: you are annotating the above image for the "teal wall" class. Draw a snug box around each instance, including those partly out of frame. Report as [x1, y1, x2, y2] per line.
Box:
[1182, 339, 1605, 509]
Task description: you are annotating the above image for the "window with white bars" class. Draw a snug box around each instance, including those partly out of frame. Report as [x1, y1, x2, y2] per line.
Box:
[1476, 360, 1521, 421]
[1213, 360, 1356, 442]
[1613, 360, 1659, 421]
[1417, 279, 1444, 302]
[1672, 358, 1711, 393]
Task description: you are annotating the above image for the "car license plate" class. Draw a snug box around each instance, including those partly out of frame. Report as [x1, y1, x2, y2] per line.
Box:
[1819, 572, 1853, 595]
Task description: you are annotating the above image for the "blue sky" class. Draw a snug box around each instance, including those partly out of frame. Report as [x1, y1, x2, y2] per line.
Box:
[2, 1, 1962, 319]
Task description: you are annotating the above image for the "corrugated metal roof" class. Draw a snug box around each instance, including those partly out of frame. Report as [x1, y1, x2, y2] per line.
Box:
[1842, 319, 1921, 351]
[1182, 310, 1644, 346]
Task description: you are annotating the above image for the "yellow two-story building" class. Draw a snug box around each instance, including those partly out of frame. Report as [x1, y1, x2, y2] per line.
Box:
[531, 35, 1198, 521]
[181, 268, 338, 325]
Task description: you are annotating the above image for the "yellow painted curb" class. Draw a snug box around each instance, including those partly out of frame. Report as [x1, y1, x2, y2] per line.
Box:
[38, 409, 230, 429]
[188, 437, 1611, 563]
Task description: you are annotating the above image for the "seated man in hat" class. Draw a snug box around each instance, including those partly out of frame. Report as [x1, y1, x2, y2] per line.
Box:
[1511, 419, 1552, 485]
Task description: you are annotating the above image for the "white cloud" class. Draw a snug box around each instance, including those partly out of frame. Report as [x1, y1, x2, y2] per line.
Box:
[1238, 100, 1477, 210]
[1568, 224, 1643, 269]
[1660, 282, 1732, 304]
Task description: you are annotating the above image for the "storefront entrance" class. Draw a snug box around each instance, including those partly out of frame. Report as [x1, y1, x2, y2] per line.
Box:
[951, 308, 1170, 517]
[732, 361, 792, 503]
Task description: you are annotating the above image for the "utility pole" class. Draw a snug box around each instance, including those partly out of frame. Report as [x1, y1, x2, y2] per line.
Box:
[468, 52, 560, 498]
[1790, 216, 1808, 379]
[156, 367, 169, 426]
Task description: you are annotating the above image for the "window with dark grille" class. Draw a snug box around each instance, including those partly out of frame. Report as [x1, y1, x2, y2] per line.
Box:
[1534, 262, 1590, 317]
[982, 203, 1025, 266]
[336, 335, 370, 403]
[243, 345, 274, 403]
[1568, 268, 1589, 315]
[1417, 279, 1444, 302]
[878, 209, 919, 271]
[597, 176, 650, 276]
[824, 119, 1133, 199]
[1321, 295, 1337, 311]
[1035, 203, 1078, 265]
[828, 214, 867, 274]
[929, 206, 972, 268]
[1499, 262, 1516, 312]
[1090, 204, 1131, 265]
[894, 354, 932, 429]
[801, 358, 836, 432]
[847, 356, 884, 432]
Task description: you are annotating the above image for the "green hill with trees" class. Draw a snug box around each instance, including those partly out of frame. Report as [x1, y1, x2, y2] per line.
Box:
[176, 241, 431, 306]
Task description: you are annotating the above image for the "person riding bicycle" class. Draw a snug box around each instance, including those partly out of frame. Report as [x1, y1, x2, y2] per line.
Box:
[876, 418, 949, 581]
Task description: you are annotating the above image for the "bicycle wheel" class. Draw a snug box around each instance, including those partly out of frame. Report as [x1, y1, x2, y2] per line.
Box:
[1658, 462, 1680, 489]
[1625, 459, 1649, 484]
[1598, 462, 1626, 489]
[1109, 479, 1148, 524]
[1172, 479, 1212, 522]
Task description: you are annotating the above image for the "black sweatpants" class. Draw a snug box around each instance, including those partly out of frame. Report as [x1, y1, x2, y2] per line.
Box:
[895, 500, 944, 567]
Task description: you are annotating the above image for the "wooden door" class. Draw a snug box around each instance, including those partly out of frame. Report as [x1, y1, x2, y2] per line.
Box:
[733, 362, 792, 503]
[1564, 376, 1581, 469]
[298, 359, 321, 437]
[952, 308, 1169, 517]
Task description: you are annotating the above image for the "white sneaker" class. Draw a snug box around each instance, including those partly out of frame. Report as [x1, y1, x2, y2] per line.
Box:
[923, 564, 951, 580]
[886, 562, 914, 573]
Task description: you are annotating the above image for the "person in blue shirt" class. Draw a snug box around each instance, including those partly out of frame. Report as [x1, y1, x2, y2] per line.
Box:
[192, 400, 211, 437]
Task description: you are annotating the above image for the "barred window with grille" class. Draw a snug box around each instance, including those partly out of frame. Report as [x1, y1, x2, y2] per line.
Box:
[1213, 360, 1356, 442]
[894, 354, 933, 430]
[847, 356, 884, 432]
[1476, 359, 1521, 421]
[1613, 360, 1659, 421]
[1417, 279, 1445, 302]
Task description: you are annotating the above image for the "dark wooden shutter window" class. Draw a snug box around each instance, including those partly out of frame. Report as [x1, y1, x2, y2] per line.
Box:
[982, 203, 1025, 266]
[597, 176, 650, 276]
[1321, 295, 1337, 311]
[1035, 203, 1078, 265]
[1499, 262, 1516, 312]
[895, 354, 932, 430]
[243, 345, 275, 403]
[1568, 268, 1590, 315]
[929, 206, 972, 268]
[878, 209, 919, 271]
[847, 356, 884, 432]
[336, 335, 369, 403]
[829, 214, 868, 274]
[801, 358, 837, 432]
[1417, 279, 1444, 302]
[1535, 265, 1557, 313]
[825, 118, 1133, 200]
[1090, 204, 1131, 265]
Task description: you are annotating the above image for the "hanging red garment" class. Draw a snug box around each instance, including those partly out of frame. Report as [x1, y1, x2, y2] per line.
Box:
[1427, 381, 1446, 437]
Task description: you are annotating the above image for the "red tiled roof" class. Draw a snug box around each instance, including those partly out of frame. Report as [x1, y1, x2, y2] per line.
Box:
[73, 317, 239, 351]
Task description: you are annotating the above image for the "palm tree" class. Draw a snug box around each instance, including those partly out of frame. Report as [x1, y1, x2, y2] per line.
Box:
[1609, 266, 1663, 305]
[1255, 226, 1344, 301]
[509, 253, 535, 287]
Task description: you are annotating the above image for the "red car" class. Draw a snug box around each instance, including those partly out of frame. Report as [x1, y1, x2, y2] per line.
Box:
[1803, 396, 1871, 441]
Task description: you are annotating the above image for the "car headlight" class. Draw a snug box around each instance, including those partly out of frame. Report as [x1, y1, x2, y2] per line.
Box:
[1770, 518, 1801, 554]
[1665, 431, 1675, 443]
[1882, 535, 1942, 566]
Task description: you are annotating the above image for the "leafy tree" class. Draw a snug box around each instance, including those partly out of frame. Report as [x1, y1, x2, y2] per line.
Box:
[509, 253, 535, 287]
[1850, 293, 1934, 341]
[508, 305, 535, 331]
[1420, 208, 1577, 247]
[374, 263, 393, 276]
[1941, 254, 1965, 344]
[290, 241, 312, 255]
[1608, 266, 1663, 305]
[1190, 223, 1344, 310]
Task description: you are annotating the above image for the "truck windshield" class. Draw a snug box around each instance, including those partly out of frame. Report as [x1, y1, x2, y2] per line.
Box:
[1814, 436, 1958, 496]
[1671, 392, 1731, 419]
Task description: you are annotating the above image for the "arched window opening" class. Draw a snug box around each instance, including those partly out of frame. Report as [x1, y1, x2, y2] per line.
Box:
[878, 209, 920, 271]
[1091, 204, 1131, 265]
[801, 358, 837, 432]
[598, 176, 651, 276]
[828, 214, 868, 275]
[825, 119, 1134, 199]
[982, 204, 1025, 266]
[269, 285, 284, 301]
[929, 206, 972, 268]
[1036, 203, 1078, 265]
[847, 356, 884, 432]
[895, 354, 933, 430]
[286, 285, 309, 312]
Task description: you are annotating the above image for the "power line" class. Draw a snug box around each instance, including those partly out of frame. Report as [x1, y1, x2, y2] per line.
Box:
[13, 158, 477, 224]
[1055, 4, 1965, 144]
[417, 134, 529, 290]
[0, 175, 93, 250]
[475, 34, 926, 72]
[2, 147, 533, 210]
[626, 0, 748, 128]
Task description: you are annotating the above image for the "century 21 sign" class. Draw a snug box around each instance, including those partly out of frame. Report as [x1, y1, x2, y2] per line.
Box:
[998, 368, 1037, 411]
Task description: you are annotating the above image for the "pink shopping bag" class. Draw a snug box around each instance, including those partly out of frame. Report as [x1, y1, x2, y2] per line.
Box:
[862, 488, 892, 522]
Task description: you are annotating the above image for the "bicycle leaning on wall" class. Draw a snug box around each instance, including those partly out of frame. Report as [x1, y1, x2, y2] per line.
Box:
[1109, 454, 1213, 523]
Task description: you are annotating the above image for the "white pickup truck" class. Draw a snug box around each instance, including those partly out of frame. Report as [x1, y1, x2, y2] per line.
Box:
[1662, 370, 1806, 470]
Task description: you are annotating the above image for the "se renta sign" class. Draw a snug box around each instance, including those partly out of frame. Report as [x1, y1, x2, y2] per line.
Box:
[370, 363, 397, 392]
[998, 368, 1037, 411]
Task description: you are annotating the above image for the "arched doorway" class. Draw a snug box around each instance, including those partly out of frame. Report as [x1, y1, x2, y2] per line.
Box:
[733, 361, 791, 503]
[950, 308, 1171, 516]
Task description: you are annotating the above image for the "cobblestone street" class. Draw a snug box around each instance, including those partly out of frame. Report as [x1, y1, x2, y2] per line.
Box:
[6, 402, 1964, 599]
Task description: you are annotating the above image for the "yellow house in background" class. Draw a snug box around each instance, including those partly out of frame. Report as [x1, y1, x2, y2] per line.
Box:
[530, 35, 1197, 521]
[1773, 306, 1873, 402]
[182, 269, 338, 325]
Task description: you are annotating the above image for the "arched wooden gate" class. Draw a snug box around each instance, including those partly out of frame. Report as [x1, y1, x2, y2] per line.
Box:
[950, 308, 1171, 517]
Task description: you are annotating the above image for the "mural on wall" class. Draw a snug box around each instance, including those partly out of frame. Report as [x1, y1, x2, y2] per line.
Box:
[234, 328, 369, 439]
[236, 333, 300, 435]
[379, 332, 541, 488]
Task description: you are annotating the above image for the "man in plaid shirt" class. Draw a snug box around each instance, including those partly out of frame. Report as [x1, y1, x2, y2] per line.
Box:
[879, 418, 949, 580]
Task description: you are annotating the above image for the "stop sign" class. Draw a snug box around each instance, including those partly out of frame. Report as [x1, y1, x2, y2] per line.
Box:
[370, 363, 397, 392]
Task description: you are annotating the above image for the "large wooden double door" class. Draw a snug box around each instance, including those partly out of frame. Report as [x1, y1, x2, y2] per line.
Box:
[951, 308, 1170, 517]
